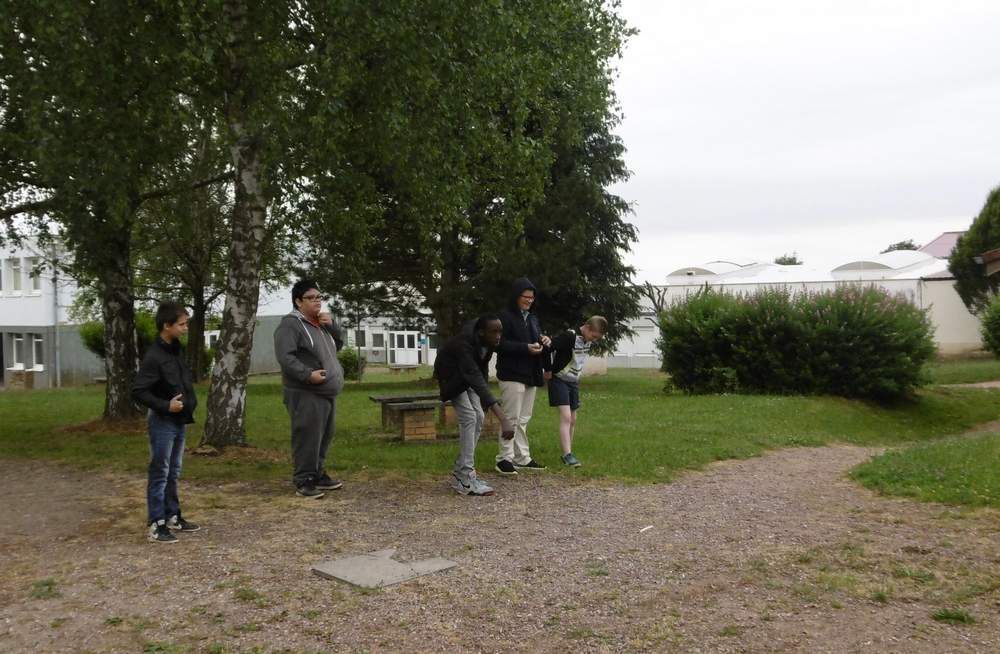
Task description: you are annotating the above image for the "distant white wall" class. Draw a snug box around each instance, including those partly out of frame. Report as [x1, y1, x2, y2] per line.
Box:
[920, 280, 983, 355]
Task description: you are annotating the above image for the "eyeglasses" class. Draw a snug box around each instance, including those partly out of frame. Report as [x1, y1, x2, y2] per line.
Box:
[301, 294, 323, 301]
[519, 294, 535, 301]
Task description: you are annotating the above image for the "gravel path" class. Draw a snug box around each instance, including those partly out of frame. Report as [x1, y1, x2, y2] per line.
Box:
[1, 444, 998, 653]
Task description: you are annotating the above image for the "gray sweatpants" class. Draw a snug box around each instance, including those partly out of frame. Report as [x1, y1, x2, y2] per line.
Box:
[452, 390, 485, 483]
[284, 388, 336, 487]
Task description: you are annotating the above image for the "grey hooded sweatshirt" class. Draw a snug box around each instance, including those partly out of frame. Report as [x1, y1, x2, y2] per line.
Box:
[273, 311, 345, 397]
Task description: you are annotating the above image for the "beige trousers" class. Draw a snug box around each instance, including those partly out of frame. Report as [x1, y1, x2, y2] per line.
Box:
[495, 380, 537, 465]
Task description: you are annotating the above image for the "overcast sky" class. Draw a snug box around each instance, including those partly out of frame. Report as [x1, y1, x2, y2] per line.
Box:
[610, 0, 1000, 282]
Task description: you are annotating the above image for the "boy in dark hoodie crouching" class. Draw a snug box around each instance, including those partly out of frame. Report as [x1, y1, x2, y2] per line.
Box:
[434, 315, 515, 496]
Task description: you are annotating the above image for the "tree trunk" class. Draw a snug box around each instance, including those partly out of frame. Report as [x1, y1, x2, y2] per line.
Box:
[426, 226, 464, 338]
[100, 236, 140, 420]
[186, 287, 207, 382]
[201, 0, 268, 449]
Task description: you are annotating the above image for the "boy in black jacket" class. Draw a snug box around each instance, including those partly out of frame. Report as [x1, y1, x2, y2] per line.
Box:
[494, 277, 551, 475]
[543, 316, 607, 467]
[434, 315, 515, 496]
[132, 301, 201, 543]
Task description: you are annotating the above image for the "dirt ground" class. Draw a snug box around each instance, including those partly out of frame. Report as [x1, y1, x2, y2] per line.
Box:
[1, 442, 998, 653]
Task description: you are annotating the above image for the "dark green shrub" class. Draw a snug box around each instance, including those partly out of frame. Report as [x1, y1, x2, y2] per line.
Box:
[657, 289, 739, 393]
[79, 312, 158, 360]
[981, 294, 1000, 357]
[337, 347, 367, 381]
[658, 286, 936, 400]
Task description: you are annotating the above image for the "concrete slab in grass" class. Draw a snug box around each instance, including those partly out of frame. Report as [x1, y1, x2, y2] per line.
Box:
[311, 548, 458, 588]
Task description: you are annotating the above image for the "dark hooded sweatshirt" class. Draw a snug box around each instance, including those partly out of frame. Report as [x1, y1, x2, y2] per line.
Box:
[433, 319, 499, 408]
[495, 277, 545, 387]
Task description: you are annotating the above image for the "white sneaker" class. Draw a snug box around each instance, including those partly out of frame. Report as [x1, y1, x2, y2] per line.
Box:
[450, 473, 495, 496]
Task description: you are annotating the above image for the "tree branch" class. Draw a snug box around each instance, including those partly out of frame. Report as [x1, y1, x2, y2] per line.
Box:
[138, 172, 233, 204]
[1, 198, 55, 220]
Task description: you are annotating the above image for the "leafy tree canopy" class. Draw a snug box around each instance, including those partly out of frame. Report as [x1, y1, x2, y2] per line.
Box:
[881, 239, 919, 253]
[949, 185, 1000, 313]
[774, 253, 802, 265]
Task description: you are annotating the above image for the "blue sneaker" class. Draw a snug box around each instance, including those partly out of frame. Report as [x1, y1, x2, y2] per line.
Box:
[561, 453, 581, 467]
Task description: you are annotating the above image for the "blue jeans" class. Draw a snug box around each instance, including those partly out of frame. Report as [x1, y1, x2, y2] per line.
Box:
[146, 412, 185, 525]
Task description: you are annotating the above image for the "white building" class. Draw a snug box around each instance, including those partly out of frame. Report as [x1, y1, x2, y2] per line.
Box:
[611, 233, 983, 367]
[0, 239, 100, 388]
[225, 284, 440, 376]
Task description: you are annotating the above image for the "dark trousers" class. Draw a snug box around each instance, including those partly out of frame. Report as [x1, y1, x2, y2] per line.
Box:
[284, 388, 336, 487]
[146, 412, 185, 525]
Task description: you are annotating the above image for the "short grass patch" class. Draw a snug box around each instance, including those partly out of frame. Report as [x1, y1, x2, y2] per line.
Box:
[29, 578, 60, 600]
[931, 608, 975, 624]
[851, 433, 1000, 508]
[2, 369, 1000, 484]
[925, 357, 1000, 385]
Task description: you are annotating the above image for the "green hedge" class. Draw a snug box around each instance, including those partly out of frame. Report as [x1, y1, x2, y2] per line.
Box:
[658, 286, 936, 400]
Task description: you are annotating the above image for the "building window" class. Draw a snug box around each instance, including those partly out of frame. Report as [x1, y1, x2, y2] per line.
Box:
[372, 333, 385, 348]
[28, 257, 42, 292]
[11, 333, 24, 369]
[32, 334, 44, 370]
[8, 258, 22, 292]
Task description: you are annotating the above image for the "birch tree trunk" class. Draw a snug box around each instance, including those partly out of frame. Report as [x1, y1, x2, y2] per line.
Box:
[201, 0, 268, 448]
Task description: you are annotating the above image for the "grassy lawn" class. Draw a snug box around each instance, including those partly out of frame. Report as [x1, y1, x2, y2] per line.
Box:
[924, 357, 1000, 385]
[851, 432, 1000, 508]
[2, 367, 1000, 485]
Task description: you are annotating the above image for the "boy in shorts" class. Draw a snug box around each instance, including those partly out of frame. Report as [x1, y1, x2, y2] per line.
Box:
[543, 316, 607, 467]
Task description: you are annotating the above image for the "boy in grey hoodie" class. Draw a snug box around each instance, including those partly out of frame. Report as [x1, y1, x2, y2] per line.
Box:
[274, 279, 346, 498]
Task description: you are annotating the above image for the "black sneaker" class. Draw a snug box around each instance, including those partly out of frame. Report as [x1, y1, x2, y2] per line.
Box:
[296, 481, 325, 499]
[167, 516, 201, 532]
[513, 459, 546, 471]
[495, 459, 518, 475]
[148, 521, 178, 544]
[315, 473, 343, 491]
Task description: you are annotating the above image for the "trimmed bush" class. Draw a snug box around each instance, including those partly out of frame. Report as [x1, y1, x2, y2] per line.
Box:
[337, 347, 367, 381]
[981, 294, 1000, 357]
[658, 286, 936, 400]
[79, 312, 158, 360]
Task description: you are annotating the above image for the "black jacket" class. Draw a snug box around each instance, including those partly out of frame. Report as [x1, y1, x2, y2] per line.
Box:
[132, 337, 198, 424]
[495, 277, 546, 387]
[434, 321, 498, 408]
[543, 328, 580, 376]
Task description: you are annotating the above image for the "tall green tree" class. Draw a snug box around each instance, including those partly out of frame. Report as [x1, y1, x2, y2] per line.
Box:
[303, 0, 637, 345]
[949, 185, 1000, 313]
[0, 1, 207, 419]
